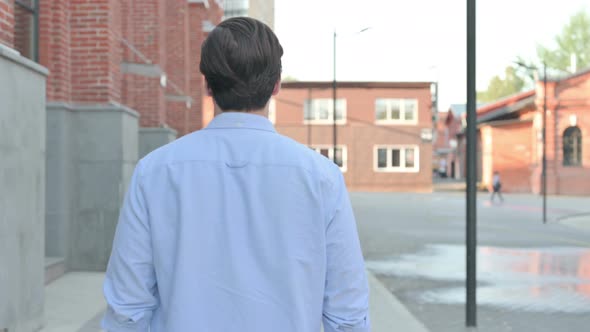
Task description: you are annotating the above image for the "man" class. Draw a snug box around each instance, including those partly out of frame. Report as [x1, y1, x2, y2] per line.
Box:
[102, 17, 370, 332]
[491, 171, 504, 203]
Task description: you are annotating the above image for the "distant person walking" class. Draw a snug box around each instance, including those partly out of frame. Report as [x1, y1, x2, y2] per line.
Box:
[491, 171, 504, 203]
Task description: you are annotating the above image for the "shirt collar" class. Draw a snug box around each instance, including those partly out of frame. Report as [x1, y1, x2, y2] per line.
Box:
[205, 112, 276, 133]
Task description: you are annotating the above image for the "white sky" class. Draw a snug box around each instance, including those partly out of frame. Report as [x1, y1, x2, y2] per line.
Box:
[275, 0, 589, 111]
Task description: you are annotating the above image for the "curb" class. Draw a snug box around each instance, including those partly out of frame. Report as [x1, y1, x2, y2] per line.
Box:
[557, 214, 590, 232]
[367, 271, 430, 332]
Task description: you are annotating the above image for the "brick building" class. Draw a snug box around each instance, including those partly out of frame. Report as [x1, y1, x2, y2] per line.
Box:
[434, 104, 464, 178]
[275, 81, 435, 192]
[456, 68, 590, 195]
[2, 0, 223, 273]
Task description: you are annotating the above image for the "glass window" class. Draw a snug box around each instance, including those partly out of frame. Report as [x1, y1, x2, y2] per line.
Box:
[405, 148, 415, 168]
[318, 101, 330, 120]
[312, 146, 347, 171]
[304, 99, 347, 124]
[404, 100, 416, 121]
[376, 99, 388, 120]
[375, 99, 418, 124]
[563, 126, 582, 166]
[377, 149, 387, 168]
[334, 148, 344, 168]
[375, 146, 419, 172]
[391, 149, 401, 167]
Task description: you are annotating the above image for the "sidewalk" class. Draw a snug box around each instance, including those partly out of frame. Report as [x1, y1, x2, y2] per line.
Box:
[41, 271, 428, 332]
[559, 213, 590, 232]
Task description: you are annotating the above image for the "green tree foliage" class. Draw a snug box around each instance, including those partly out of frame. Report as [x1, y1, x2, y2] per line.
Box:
[477, 66, 526, 103]
[478, 10, 590, 103]
[537, 10, 590, 72]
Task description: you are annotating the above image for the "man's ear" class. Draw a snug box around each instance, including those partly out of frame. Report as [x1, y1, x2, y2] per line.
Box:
[271, 78, 281, 96]
[205, 81, 213, 97]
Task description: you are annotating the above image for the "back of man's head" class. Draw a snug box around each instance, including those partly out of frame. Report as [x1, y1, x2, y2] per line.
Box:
[200, 17, 283, 112]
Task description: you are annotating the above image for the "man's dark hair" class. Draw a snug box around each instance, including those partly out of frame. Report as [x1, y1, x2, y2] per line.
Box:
[200, 17, 283, 111]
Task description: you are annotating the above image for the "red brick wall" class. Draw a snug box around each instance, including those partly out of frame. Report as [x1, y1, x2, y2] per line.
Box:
[553, 72, 590, 195]
[70, 0, 122, 104]
[0, 0, 14, 47]
[35, 0, 224, 133]
[188, 3, 206, 132]
[13, 3, 31, 58]
[39, 0, 71, 102]
[122, 0, 167, 127]
[434, 112, 450, 151]
[275, 84, 433, 192]
[165, 0, 189, 135]
[488, 122, 534, 193]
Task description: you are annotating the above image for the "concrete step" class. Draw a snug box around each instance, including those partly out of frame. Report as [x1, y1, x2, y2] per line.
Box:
[45, 256, 66, 285]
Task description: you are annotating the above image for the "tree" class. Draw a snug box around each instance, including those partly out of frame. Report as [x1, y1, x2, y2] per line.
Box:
[478, 10, 590, 103]
[537, 10, 590, 72]
[477, 66, 526, 103]
[281, 75, 299, 82]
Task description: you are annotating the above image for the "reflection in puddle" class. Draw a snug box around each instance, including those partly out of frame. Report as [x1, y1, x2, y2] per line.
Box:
[367, 245, 590, 313]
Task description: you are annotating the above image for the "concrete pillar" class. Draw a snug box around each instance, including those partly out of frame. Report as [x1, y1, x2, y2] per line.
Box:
[139, 127, 177, 159]
[0, 45, 48, 332]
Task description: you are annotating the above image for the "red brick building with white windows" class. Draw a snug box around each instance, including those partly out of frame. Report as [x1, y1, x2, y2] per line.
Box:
[275, 81, 435, 192]
[455, 68, 590, 195]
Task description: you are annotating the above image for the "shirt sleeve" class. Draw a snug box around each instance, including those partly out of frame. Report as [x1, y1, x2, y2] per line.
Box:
[322, 170, 371, 332]
[102, 161, 159, 331]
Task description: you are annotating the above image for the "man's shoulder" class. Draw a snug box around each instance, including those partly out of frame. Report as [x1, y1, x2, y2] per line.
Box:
[272, 134, 342, 177]
[137, 130, 207, 174]
[137, 129, 341, 184]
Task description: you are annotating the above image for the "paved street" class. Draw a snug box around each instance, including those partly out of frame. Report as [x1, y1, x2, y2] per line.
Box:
[353, 192, 590, 332]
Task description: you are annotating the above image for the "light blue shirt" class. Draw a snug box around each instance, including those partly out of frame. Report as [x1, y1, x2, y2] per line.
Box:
[102, 112, 370, 332]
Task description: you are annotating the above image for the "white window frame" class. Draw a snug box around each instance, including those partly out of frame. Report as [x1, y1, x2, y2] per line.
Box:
[373, 145, 420, 173]
[268, 97, 276, 124]
[375, 98, 418, 125]
[304, 98, 347, 125]
[312, 145, 348, 172]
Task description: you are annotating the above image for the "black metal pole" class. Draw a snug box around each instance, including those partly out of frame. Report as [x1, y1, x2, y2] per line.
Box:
[466, 0, 477, 326]
[33, 0, 40, 62]
[542, 63, 547, 223]
[332, 31, 337, 162]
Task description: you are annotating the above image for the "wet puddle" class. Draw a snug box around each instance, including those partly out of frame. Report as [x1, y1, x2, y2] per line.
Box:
[367, 245, 590, 313]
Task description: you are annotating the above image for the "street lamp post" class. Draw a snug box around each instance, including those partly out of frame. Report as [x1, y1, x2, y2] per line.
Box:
[515, 61, 548, 223]
[542, 64, 547, 224]
[332, 28, 371, 163]
[333, 31, 337, 162]
[466, 0, 477, 326]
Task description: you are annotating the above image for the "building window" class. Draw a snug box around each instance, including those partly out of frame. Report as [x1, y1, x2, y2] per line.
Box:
[304, 98, 346, 124]
[311, 146, 347, 172]
[13, 0, 39, 62]
[223, 0, 249, 19]
[374, 146, 419, 172]
[375, 98, 418, 124]
[563, 126, 582, 166]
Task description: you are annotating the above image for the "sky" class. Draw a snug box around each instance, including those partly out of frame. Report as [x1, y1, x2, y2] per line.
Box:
[274, 0, 589, 111]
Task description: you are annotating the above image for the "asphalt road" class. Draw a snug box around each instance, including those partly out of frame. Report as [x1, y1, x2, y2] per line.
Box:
[352, 192, 590, 332]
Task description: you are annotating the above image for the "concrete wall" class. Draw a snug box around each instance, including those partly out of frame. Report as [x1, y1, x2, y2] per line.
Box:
[0, 46, 48, 332]
[45, 103, 139, 271]
[45, 105, 77, 259]
[139, 127, 177, 159]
